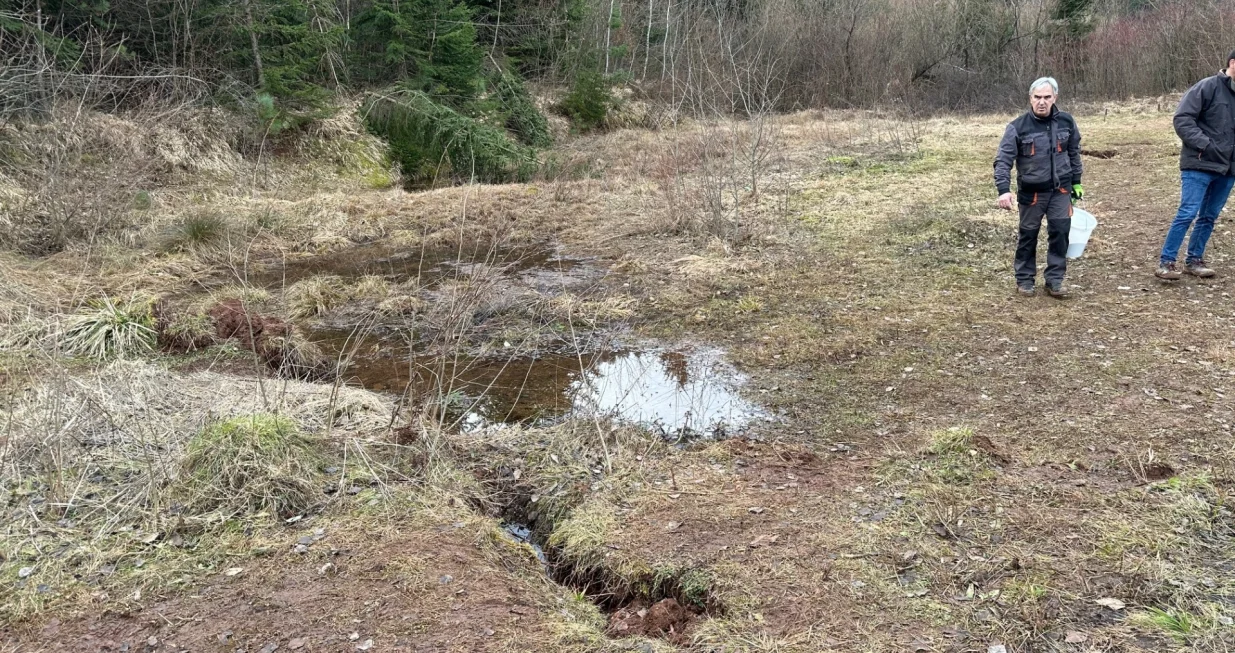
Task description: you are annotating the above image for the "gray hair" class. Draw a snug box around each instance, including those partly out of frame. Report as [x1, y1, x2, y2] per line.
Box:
[1030, 77, 1059, 95]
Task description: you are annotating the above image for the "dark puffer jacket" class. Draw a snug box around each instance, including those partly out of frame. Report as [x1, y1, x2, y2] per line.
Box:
[993, 105, 1082, 199]
[1175, 72, 1235, 176]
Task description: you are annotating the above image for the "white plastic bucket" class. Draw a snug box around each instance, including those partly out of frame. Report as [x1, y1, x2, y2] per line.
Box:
[1067, 207, 1097, 259]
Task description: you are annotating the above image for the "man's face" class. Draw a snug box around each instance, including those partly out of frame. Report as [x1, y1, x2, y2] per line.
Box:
[1030, 85, 1056, 117]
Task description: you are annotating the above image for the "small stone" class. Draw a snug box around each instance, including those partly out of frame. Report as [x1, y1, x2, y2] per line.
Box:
[18, 567, 34, 579]
[224, 568, 244, 577]
[356, 639, 374, 651]
[293, 544, 308, 555]
[287, 638, 306, 650]
[988, 646, 1008, 653]
[297, 536, 314, 546]
[439, 575, 453, 584]
[217, 632, 233, 644]
[258, 644, 278, 653]
[1065, 631, 1088, 644]
[348, 633, 360, 641]
[147, 636, 159, 647]
[1095, 597, 1126, 610]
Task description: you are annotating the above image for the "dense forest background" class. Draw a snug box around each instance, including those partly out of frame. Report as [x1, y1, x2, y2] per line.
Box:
[3, 0, 1235, 182]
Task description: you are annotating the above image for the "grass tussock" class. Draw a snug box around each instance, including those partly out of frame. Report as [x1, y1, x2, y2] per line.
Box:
[377, 293, 427, 315]
[262, 327, 333, 380]
[354, 275, 391, 300]
[927, 426, 975, 455]
[60, 297, 157, 359]
[285, 275, 347, 318]
[158, 212, 228, 253]
[178, 414, 323, 519]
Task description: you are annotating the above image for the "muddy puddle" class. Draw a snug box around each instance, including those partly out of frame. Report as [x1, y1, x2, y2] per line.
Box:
[195, 240, 763, 438]
[315, 326, 763, 438]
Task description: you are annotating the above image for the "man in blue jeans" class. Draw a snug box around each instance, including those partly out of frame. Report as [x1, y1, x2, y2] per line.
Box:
[1156, 50, 1235, 280]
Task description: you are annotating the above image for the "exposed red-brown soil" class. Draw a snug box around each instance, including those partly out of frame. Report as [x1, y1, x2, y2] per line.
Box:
[207, 299, 292, 350]
[607, 598, 695, 643]
[4, 523, 555, 653]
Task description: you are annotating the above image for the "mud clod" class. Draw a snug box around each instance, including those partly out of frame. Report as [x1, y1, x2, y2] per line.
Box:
[203, 299, 330, 380]
[208, 299, 291, 347]
[607, 598, 695, 643]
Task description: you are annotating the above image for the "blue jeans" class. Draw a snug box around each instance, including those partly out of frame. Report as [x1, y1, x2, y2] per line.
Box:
[1160, 170, 1235, 265]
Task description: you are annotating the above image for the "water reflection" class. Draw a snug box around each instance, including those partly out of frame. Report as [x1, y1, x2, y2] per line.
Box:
[312, 329, 762, 437]
[570, 349, 763, 438]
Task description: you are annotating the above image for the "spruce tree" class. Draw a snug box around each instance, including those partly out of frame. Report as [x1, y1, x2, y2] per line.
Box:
[351, 0, 483, 105]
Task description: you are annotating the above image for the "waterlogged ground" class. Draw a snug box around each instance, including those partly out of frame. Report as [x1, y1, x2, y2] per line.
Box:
[219, 239, 765, 436]
[7, 102, 1235, 652]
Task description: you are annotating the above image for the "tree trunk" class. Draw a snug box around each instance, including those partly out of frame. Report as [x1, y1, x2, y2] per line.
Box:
[661, 0, 671, 81]
[643, 0, 654, 79]
[604, 0, 615, 74]
[242, 0, 264, 89]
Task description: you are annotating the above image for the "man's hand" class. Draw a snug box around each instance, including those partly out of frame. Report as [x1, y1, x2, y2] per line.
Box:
[1071, 183, 1084, 203]
[997, 193, 1015, 210]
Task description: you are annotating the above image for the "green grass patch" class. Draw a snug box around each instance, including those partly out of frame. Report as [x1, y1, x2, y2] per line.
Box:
[177, 414, 324, 519]
[1132, 606, 1203, 642]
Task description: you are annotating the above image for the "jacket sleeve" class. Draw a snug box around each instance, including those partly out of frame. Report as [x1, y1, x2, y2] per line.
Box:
[994, 123, 1017, 195]
[1068, 116, 1082, 185]
[1174, 80, 1213, 153]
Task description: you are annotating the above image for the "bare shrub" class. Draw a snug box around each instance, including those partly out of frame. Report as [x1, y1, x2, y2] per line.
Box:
[604, 0, 1235, 112]
[653, 115, 783, 248]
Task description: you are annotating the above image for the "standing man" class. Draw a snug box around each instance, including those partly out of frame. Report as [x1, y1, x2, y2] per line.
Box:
[994, 77, 1084, 298]
[1155, 50, 1235, 281]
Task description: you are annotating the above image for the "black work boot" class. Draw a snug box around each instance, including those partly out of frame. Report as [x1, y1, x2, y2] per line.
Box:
[1017, 283, 1035, 297]
[1045, 281, 1069, 298]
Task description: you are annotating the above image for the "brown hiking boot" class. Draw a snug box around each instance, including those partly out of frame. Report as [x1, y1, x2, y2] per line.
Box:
[1045, 281, 1069, 299]
[1185, 260, 1216, 278]
[1155, 262, 1182, 280]
[1017, 284, 1035, 297]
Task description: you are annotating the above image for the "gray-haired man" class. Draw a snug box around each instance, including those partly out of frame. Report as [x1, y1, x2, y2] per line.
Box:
[994, 77, 1084, 298]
